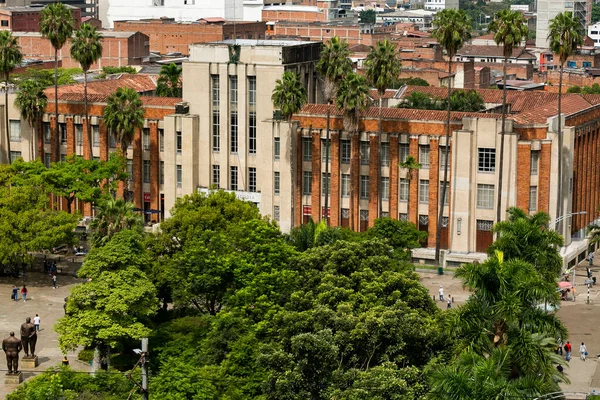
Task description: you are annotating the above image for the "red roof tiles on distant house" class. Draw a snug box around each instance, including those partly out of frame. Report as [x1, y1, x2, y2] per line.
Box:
[46, 74, 160, 101]
[456, 45, 536, 60]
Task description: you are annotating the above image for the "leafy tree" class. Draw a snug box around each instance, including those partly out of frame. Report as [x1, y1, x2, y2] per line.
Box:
[12, 67, 81, 87]
[431, 9, 472, 264]
[367, 217, 426, 259]
[489, 10, 529, 224]
[359, 9, 376, 25]
[102, 87, 145, 198]
[593, 3, 600, 23]
[0, 30, 22, 162]
[40, 2, 74, 161]
[395, 76, 430, 87]
[365, 39, 401, 223]
[272, 71, 307, 121]
[448, 89, 485, 112]
[90, 198, 143, 247]
[567, 85, 582, 93]
[582, 82, 600, 93]
[589, 223, 600, 245]
[548, 11, 583, 233]
[399, 91, 439, 110]
[487, 207, 563, 280]
[156, 62, 182, 97]
[287, 219, 359, 251]
[98, 65, 137, 78]
[70, 22, 103, 160]
[14, 79, 47, 159]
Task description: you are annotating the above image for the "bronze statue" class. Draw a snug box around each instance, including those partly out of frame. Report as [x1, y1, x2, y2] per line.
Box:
[20, 317, 37, 358]
[2, 332, 22, 374]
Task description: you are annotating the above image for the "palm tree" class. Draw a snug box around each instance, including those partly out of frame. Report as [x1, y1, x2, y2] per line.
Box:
[156, 63, 182, 97]
[488, 10, 529, 225]
[272, 71, 307, 121]
[90, 197, 143, 247]
[0, 30, 22, 162]
[399, 155, 420, 224]
[548, 12, 583, 234]
[102, 87, 145, 199]
[431, 9, 472, 264]
[588, 223, 600, 245]
[316, 37, 352, 225]
[70, 22, 103, 161]
[40, 2, 74, 162]
[14, 80, 47, 160]
[365, 39, 401, 224]
[336, 72, 370, 230]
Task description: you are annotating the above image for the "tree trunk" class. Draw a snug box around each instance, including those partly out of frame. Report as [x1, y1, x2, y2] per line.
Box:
[435, 59, 453, 265]
[54, 47, 60, 162]
[324, 103, 330, 226]
[84, 70, 93, 160]
[496, 56, 508, 224]
[5, 72, 11, 163]
[556, 65, 564, 234]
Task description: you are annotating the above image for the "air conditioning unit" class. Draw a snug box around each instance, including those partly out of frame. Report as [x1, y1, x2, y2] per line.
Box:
[175, 102, 189, 114]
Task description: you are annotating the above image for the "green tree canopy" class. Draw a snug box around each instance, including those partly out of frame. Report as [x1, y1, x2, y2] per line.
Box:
[272, 71, 306, 121]
[156, 62, 182, 97]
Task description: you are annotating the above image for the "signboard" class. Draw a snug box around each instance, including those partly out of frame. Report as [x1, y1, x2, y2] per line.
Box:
[144, 193, 151, 202]
[303, 206, 311, 215]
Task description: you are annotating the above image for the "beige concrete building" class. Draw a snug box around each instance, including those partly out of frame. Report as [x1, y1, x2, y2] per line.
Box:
[162, 39, 321, 231]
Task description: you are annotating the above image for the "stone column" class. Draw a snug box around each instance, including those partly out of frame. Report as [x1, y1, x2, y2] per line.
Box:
[368, 133, 379, 228]
[311, 130, 321, 223]
[389, 134, 399, 220]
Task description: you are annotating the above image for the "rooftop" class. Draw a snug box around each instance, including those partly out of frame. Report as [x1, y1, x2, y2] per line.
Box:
[13, 31, 142, 39]
[1, 4, 77, 12]
[456, 45, 536, 60]
[263, 5, 321, 12]
[207, 39, 319, 47]
[46, 74, 159, 102]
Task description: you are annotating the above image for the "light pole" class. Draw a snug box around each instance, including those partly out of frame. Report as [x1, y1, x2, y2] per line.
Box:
[548, 211, 587, 232]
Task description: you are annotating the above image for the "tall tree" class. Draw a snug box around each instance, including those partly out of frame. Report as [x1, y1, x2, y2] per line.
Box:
[431, 9, 472, 264]
[548, 11, 583, 234]
[40, 2, 74, 162]
[70, 22, 103, 160]
[102, 87, 145, 199]
[14, 80, 47, 160]
[0, 30, 22, 163]
[272, 71, 307, 121]
[399, 155, 420, 224]
[365, 40, 401, 226]
[90, 198, 143, 247]
[336, 72, 369, 228]
[488, 10, 529, 224]
[317, 37, 352, 225]
[156, 62, 182, 97]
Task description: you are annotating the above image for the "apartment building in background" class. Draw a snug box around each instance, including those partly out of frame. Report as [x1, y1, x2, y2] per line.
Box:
[0, 4, 81, 31]
[536, 0, 590, 48]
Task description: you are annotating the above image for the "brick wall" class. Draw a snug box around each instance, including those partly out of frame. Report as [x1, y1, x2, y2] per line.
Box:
[427, 140, 439, 247]
[330, 131, 340, 226]
[263, 9, 328, 23]
[516, 143, 531, 211]
[368, 133, 379, 227]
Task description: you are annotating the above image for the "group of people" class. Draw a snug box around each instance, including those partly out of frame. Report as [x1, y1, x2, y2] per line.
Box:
[43, 260, 58, 289]
[11, 285, 28, 302]
[438, 285, 452, 309]
[557, 340, 588, 362]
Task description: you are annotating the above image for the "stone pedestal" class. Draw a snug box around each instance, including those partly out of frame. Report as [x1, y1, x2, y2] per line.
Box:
[21, 355, 38, 368]
[5, 371, 23, 384]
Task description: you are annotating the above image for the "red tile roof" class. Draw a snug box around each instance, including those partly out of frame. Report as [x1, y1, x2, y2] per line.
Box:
[46, 74, 159, 101]
[456, 45, 536, 60]
[513, 95, 593, 124]
[369, 89, 398, 100]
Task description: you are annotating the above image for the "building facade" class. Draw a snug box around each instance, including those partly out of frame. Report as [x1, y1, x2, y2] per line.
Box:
[536, 0, 590, 49]
[0, 0, 97, 18]
[0, 4, 81, 32]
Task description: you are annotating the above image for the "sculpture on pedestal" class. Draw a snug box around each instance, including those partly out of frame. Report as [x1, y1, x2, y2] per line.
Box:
[20, 317, 37, 358]
[2, 332, 22, 374]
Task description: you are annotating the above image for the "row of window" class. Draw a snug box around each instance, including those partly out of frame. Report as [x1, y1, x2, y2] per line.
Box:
[210, 165, 281, 194]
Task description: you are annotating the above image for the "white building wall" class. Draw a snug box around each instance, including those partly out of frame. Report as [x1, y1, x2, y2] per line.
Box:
[424, 0, 458, 11]
[589, 23, 600, 47]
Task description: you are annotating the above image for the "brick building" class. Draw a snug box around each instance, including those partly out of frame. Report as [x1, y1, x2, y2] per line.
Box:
[14, 31, 149, 69]
[0, 4, 81, 32]
[113, 18, 266, 56]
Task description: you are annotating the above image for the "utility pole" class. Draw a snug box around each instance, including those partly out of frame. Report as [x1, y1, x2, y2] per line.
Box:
[142, 338, 148, 400]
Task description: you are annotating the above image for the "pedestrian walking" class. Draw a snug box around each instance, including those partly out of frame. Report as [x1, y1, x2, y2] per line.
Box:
[11, 285, 18, 302]
[33, 314, 40, 332]
[438, 285, 444, 302]
[565, 341, 572, 361]
[52, 274, 57, 289]
[589, 251, 594, 266]
[558, 337, 563, 356]
[447, 296, 452, 309]
[580, 342, 588, 361]
[20, 285, 28, 302]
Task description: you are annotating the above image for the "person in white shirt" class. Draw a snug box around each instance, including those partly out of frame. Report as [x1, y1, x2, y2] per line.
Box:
[33, 314, 40, 332]
[438, 285, 444, 302]
[580, 342, 587, 361]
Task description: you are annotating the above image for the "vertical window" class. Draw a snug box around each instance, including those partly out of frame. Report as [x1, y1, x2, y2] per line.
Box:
[303, 171, 312, 195]
[230, 76, 238, 154]
[439, 147, 449, 169]
[439, 181, 449, 205]
[529, 186, 538, 212]
[321, 140, 331, 162]
[478, 148, 496, 172]
[143, 160, 150, 183]
[212, 165, 220, 188]
[75, 124, 83, 145]
[274, 171, 280, 195]
[274, 137, 280, 160]
[60, 123, 67, 144]
[127, 159, 133, 182]
[230, 166, 238, 190]
[176, 131, 182, 154]
[477, 184, 495, 209]
[360, 141, 370, 165]
[143, 128, 150, 151]
[212, 75, 220, 151]
[176, 165, 182, 188]
[43, 122, 51, 143]
[159, 129, 164, 152]
[400, 143, 409, 163]
[44, 153, 51, 167]
[530, 150, 539, 175]
[303, 138, 312, 161]
[249, 167, 257, 192]
[273, 205, 280, 221]
[341, 140, 351, 163]
[381, 143, 390, 166]
[419, 180, 429, 203]
[341, 174, 350, 197]
[248, 76, 257, 155]
[381, 177, 390, 200]
[9, 120, 21, 141]
[321, 172, 330, 196]
[399, 178, 409, 201]
[92, 126, 100, 147]
[360, 175, 369, 199]
[10, 151, 21, 163]
[60, 153, 66, 162]
[160, 161, 164, 184]
[109, 131, 117, 148]
[419, 145, 430, 168]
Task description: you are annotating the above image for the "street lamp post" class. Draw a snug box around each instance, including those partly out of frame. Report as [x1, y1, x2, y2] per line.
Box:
[549, 211, 587, 286]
